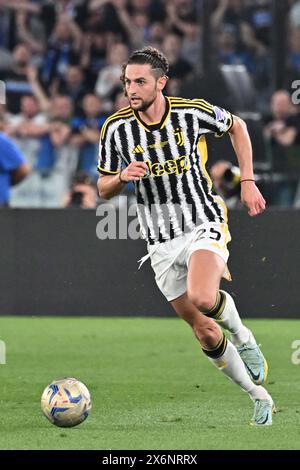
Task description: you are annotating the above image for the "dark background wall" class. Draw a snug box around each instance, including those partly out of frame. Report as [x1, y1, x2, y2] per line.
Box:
[0, 209, 299, 318]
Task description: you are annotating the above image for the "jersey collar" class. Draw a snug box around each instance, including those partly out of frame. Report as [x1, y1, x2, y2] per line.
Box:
[133, 96, 171, 132]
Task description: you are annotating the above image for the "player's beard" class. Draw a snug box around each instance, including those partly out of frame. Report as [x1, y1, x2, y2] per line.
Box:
[129, 90, 157, 112]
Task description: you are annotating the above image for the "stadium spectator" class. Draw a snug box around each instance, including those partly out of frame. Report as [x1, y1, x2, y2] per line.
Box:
[113, 90, 130, 111]
[12, 0, 90, 39]
[71, 94, 108, 178]
[162, 33, 193, 78]
[40, 0, 90, 33]
[180, 19, 202, 69]
[4, 95, 47, 167]
[211, 0, 245, 33]
[88, 0, 128, 41]
[210, 160, 242, 209]
[12, 94, 75, 174]
[0, 0, 36, 52]
[108, 0, 149, 49]
[6, 94, 45, 129]
[211, 0, 272, 112]
[216, 23, 255, 74]
[95, 42, 129, 107]
[264, 89, 300, 205]
[26, 67, 80, 177]
[241, 0, 272, 51]
[40, 14, 82, 87]
[1, 43, 34, 113]
[0, 131, 30, 207]
[264, 90, 300, 150]
[39, 95, 73, 156]
[15, 7, 45, 60]
[211, 0, 273, 54]
[56, 65, 90, 114]
[80, 31, 107, 89]
[65, 171, 97, 209]
[129, 0, 165, 22]
[166, 0, 197, 37]
[147, 21, 165, 50]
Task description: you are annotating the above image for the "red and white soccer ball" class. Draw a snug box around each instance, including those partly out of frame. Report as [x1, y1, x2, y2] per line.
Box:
[41, 378, 92, 427]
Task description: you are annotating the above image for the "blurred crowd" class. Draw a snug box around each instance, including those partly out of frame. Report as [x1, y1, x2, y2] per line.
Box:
[0, 0, 300, 208]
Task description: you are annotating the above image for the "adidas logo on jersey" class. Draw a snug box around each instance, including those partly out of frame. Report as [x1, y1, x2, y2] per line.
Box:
[132, 145, 145, 154]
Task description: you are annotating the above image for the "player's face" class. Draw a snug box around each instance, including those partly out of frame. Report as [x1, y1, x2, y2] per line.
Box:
[124, 64, 164, 112]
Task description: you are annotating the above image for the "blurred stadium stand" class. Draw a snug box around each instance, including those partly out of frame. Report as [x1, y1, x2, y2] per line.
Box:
[0, 0, 299, 208]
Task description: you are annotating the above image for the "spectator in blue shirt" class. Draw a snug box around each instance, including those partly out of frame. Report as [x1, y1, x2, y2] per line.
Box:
[71, 94, 107, 179]
[0, 132, 30, 206]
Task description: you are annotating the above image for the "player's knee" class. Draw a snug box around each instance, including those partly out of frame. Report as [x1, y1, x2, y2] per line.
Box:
[193, 325, 220, 349]
[188, 290, 216, 312]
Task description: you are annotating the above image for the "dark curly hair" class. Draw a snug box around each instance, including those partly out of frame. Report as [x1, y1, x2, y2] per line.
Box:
[120, 47, 169, 87]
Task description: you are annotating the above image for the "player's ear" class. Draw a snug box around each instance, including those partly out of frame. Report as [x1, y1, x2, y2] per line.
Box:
[157, 75, 168, 91]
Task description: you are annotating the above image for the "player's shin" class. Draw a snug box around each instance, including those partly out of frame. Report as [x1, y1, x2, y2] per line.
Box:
[203, 290, 251, 346]
[202, 334, 269, 401]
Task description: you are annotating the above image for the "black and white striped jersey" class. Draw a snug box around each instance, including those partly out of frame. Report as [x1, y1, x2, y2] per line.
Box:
[97, 96, 233, 244]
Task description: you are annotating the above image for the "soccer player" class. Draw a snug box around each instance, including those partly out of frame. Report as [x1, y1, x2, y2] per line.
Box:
[97, 47, 275, 425]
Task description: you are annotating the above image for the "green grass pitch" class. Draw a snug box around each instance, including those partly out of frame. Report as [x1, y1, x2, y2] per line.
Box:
[0, 317, 299, 450]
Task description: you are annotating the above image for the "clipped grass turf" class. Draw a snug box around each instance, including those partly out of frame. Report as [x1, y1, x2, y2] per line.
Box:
[0, 317, 299, 450]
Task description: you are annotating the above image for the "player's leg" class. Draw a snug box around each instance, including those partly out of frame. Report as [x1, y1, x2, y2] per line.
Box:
[171, 291, 223, 350]
[187, 249, 249, 342]
[171, 291, 275, 425]
[171, 286, 260, 396]
[187, 249, 268, 384]
[216, 290, 269, 385]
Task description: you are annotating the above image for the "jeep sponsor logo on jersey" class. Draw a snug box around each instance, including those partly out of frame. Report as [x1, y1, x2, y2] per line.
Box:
[142, 155, 190, 178]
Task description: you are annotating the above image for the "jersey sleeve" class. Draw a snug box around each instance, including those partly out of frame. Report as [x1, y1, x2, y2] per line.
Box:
[97, 123, 122, 175]
[196, 100, 234, 138]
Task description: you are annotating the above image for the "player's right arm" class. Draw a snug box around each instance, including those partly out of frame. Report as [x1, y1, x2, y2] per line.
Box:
[97, 114, 148, 199]
[97, 161, 148, 200]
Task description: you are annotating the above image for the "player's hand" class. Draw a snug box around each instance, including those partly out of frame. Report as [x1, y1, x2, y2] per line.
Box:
[120, 161, 148, 182]
[241, 181, 266, 217]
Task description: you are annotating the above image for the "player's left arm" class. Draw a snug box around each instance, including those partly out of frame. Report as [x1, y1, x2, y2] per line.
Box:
[229, 115, 266, 217]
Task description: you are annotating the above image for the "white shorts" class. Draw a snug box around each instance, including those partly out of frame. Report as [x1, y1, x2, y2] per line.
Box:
[141, 223, 231, 302]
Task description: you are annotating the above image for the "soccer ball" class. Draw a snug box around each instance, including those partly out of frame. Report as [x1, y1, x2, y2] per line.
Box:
[41, 377, 92, 427]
